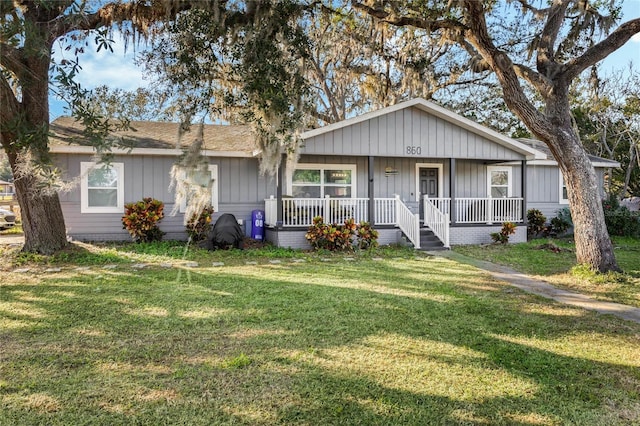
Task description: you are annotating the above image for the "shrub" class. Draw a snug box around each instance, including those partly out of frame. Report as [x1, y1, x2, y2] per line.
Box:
[602, 195, 640, 237]
[122, 197, 165, 243]
[186, 205, 214, 242]
[357, 221, 379, 250]
[545, 207, 572, 237]
[490, 222, 516, 244]
[305, 217, 379, 252]
[526, 209, 546, 238]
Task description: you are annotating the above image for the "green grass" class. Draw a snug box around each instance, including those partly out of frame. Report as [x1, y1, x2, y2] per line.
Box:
[454, 237, 640, 308]
[0, 224, 22, 235]
[1, 242, 640, 425]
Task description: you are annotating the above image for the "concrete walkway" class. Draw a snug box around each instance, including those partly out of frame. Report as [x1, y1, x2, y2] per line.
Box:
[432, 250, 640, 325]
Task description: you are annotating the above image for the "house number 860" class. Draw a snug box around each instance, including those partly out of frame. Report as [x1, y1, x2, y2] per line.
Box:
[406, 146, 422, 155]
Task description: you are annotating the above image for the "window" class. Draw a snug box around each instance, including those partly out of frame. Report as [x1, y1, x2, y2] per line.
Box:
[487, 166, 512, 198]
[290, 164, 356, 198]
[559, 173, 569, 204]
[81, 162, 124, 213]
[179, 164, 219, 213]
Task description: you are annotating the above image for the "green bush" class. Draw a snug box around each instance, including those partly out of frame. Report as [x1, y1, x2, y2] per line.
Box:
[526, 209, 546, 239]
[546, 207, 572, 237]
[186, 205, 214, 242]
[602, 195, 640, 237]
[122, 197, 165, 243]
[490, 222, 517, 244]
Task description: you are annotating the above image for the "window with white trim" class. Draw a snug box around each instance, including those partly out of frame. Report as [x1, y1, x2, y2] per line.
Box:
[179, 164, 219, 213]
[291, 164, 356, 198]
[487, 166, 512, 198]
[559, 174, 569, 204]
[81, 162, 125, 213]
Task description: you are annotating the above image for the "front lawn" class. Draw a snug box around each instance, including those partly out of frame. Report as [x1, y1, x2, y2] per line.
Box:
[1, 242, 639, 425]
[455, 237, 640, 308]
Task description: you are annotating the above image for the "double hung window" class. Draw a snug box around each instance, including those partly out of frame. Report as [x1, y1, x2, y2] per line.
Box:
[81, 162, 124, 213]
[291, 164, 356, 198]
[487, 166, 512, 198]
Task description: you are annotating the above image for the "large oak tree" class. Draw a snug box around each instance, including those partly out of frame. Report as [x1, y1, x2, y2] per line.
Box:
[353, 0, 640, 272]
[0, 0, 309, 254]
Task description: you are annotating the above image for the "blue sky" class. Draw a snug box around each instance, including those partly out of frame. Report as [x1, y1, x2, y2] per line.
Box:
[48, 2, 640, 122]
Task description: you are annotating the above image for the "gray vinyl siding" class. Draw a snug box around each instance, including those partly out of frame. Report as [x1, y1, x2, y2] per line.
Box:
[455, 160, 523, 198]
[55, 153, 273, 240]
[527, 165, 560, 203]
[525, 164, 609, 220]
[302, 107, 525, 161]
[295, 156, 452, 202]
[525, 165, 565, 220]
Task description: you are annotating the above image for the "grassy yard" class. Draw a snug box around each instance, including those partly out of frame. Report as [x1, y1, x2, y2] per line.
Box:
[1, 242, 639, 425]
[455, 237, 640, 309]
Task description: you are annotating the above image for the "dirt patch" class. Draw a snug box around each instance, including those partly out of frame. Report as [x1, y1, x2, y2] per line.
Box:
[535, 242, 572, 253]
[0, 234, 23, 245]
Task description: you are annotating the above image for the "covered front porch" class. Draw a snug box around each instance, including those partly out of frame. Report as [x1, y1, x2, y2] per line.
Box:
[261, 98, 543, 249]
[264, 195, 524, 249]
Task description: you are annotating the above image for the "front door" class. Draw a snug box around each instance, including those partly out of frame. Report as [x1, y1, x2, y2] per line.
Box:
[419, 168, 439, 218]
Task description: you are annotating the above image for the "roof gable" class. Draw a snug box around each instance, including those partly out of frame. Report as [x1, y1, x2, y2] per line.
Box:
[301, 98, 546, 160]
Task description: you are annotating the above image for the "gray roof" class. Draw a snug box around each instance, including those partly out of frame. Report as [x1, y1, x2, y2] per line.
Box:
[49, 117, 257, 154]
[517, 138, 620, 167]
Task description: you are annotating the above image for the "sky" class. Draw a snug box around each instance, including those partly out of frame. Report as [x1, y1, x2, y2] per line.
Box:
[48, 1, 640, 122]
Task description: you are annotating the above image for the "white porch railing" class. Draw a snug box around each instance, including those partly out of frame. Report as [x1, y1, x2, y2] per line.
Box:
[265, 196, 277, 226]
[264, 196, 523, 247]
[264, 196, 400, 227]
[425, 197, 523, 224]
[423, 197, 450, 248]
[455, 197, 523, 224]
[424, 197, 451, 216]
[395, 195, 421, 249]
[374, 198, 397, 225]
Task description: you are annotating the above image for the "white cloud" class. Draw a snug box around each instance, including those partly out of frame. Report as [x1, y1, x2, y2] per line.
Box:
[52, 32, 149, 91]
[632, 32, 640, 43]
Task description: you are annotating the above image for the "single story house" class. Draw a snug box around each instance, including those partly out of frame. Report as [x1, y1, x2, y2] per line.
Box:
[50, 98, 619, 249]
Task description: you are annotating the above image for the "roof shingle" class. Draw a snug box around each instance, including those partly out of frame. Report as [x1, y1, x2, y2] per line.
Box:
[49, 117, 257, 154]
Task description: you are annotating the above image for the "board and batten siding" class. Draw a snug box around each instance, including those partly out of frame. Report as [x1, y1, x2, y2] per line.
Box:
[302, 107, 525, 161]
[455, 161, 523, 198]
[55, 153, 273, 241]
[296, 156, 454, 203]
[526, 164, 608, 220]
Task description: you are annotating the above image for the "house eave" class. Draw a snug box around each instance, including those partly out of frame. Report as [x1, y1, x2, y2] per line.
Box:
[496, 159, 621, 168]
[49, 145, 253, 158]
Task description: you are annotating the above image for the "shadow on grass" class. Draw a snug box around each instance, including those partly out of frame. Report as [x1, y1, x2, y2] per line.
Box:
[1, 256, 639, 425]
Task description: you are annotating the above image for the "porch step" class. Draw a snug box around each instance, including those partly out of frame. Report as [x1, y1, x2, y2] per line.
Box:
[417, 229, 446, 251]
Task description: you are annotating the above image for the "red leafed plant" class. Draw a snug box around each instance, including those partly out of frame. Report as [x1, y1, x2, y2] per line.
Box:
[186, 205, 215, 242]
[305, 217, 378, 252]
[122, 197, 165, 242]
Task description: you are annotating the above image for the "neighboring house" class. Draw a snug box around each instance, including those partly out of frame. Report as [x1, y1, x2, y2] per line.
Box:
[50, 98, 618, 248]
[0, 180, 14, 200]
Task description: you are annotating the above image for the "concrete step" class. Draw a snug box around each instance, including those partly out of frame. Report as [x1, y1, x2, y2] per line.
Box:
[418, 229, 445, 250]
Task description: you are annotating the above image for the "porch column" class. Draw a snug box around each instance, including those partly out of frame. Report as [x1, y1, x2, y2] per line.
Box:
[368, 156, 375, 225]
[521, 159, 528, 224]
[276, 153, 286, 229]
[450, 158, 456, 224]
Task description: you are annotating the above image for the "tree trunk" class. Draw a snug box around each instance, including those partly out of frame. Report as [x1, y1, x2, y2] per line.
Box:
[547, 122, 620, 272]
[3, 31, 69, 254]
[11, 171, 68, 254]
